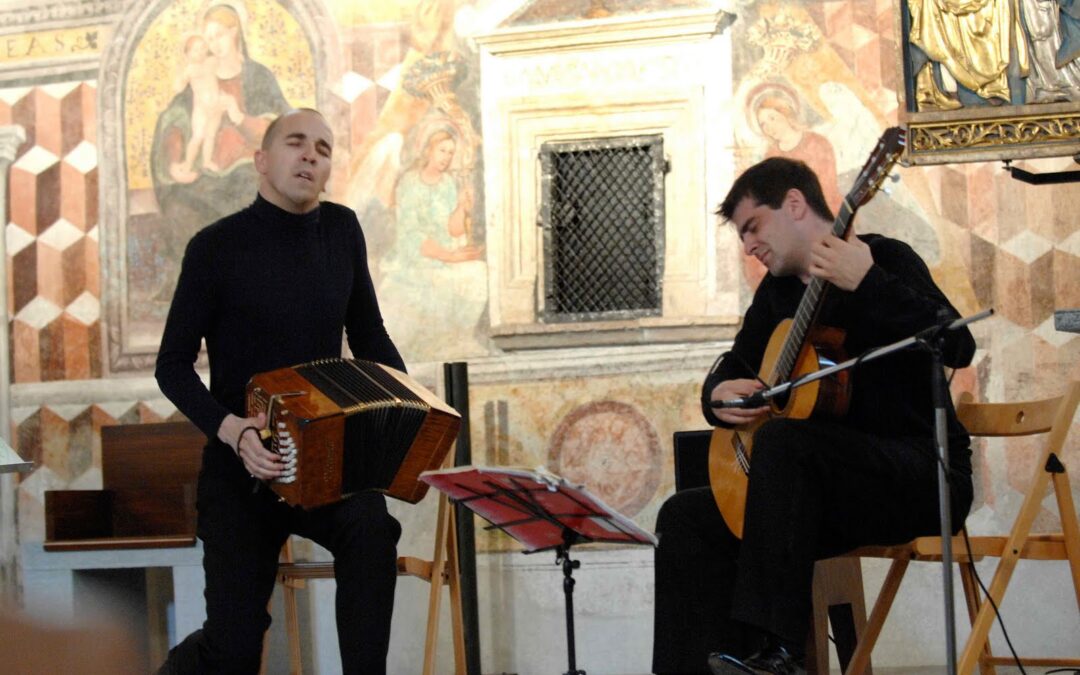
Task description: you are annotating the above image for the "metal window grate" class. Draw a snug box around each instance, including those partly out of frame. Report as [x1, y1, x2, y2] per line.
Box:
[538, 135, 665, 322]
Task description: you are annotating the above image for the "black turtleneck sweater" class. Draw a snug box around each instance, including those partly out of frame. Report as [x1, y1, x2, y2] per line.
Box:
[155, 194, 405, 441]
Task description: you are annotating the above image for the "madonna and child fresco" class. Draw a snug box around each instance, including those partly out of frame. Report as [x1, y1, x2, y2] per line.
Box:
[121, 0, 487, 365]
[121, 0, 313, 343]
[147, 3, 291, 296]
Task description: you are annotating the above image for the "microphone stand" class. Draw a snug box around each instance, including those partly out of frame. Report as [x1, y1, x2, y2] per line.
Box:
[717, 308, 992, 673]
[924, 310, 958, 675]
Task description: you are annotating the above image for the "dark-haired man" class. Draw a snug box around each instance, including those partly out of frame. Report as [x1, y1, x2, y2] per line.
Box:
[652, 157, 975, 675]
[155, 108, 405, 674]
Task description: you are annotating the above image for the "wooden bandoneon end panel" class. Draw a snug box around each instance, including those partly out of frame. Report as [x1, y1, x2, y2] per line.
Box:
[246, 358, 461, 509]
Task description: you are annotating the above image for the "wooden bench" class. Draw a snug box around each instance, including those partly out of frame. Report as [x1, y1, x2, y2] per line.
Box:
[28, 421, 207, 668]
[45, 421, 205, 551]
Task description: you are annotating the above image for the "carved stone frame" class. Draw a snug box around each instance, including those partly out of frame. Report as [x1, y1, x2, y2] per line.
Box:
[98, 0, 340, 372]
[895, 0, 1080, 165]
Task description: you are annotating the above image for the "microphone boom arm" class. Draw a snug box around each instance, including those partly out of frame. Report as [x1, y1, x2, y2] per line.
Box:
[715, 309, 993, 409]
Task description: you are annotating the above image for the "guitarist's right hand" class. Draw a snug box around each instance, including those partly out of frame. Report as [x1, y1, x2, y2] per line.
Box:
[709, 379, 770, 425]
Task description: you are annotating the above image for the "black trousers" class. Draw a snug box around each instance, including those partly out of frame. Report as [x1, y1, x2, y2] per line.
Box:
[652, 418, 972, 675]
[159, 442, 402, 675]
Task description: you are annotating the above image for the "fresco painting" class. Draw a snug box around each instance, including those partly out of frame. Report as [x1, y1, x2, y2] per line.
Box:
[347, 0, 489, 362]
[730, 3, 944, 293]
[123, 0, 315, 340]
[467, 372, 703, 551]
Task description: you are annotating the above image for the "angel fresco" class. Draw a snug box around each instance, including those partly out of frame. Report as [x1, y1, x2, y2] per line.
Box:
[394, 128, 482, 266]
[750, 87, 843, 214]
[349, 0, 482, 251]
[735, 78, 941, 290]
[378, 120, 488, 361]
[736, 82, 844, 289]
[347, 0, 488, 361]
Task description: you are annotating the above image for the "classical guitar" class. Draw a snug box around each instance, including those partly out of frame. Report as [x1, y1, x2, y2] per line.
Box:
[707, 127, 907, 538]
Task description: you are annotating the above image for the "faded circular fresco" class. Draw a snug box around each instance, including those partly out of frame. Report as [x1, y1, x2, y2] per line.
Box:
[547, 400, 662, 518]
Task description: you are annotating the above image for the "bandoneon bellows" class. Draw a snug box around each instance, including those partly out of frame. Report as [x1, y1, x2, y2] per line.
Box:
[245, 358, 461, 509]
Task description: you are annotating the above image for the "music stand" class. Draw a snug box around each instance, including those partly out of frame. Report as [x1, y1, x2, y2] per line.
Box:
[420, 466, 658, 675]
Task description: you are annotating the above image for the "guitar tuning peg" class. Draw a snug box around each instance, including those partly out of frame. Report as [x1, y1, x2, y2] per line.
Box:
[888, 172, 901, 183]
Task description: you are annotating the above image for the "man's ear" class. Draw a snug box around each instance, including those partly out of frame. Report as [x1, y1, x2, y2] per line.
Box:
[783, 188, 809, 219]
[253, 148, 267, 175]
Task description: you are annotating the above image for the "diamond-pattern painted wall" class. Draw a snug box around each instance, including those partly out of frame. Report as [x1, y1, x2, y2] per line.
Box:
[2, 82, 101, 383]
[13, 400, 189, 542]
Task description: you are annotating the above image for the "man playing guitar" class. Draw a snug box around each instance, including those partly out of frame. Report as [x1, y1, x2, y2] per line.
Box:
[651, 154, 975, 675]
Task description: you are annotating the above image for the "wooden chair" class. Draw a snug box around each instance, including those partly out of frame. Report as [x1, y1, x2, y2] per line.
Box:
[841, 381, 1080, 675]
[807, 557, 872, 674]
[264, 491, 466, 675]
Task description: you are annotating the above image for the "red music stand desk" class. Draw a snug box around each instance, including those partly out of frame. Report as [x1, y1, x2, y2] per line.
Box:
[420, 465, 657, 675]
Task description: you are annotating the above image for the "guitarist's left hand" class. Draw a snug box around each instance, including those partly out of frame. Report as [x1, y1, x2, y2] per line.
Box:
[809, 234, 873, 291]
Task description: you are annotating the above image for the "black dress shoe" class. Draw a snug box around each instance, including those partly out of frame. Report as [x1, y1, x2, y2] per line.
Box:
[707, 645, 806, 675]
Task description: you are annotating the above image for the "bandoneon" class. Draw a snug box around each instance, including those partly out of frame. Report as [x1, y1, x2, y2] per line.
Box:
[245, 358, 461, 509]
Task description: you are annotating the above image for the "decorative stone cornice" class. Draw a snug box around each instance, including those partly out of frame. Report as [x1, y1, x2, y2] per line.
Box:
[0, 0, 122, 31]
[475, 6, 735, 56]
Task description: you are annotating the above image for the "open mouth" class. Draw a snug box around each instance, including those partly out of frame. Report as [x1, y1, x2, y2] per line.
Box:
[296, 170, 314, 182]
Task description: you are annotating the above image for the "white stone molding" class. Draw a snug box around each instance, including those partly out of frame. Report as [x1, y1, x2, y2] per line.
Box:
[477, 8, 741, 348]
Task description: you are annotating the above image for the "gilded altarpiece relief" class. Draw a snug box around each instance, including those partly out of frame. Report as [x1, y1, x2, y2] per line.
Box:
[897, 0, 1080, 163]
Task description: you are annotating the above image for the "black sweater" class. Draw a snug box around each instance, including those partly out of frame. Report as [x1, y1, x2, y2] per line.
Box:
[155, 194, 405, 440]
[702, 235, 976, 471]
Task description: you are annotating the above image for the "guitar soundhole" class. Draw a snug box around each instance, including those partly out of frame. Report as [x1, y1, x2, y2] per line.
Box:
[773, 390, 790, 411]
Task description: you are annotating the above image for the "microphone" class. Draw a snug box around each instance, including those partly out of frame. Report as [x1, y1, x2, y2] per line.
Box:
[713, 391, 770, 409]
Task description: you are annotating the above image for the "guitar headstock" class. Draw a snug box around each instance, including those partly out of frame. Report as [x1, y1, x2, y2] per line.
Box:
[846, 126, 906, 210]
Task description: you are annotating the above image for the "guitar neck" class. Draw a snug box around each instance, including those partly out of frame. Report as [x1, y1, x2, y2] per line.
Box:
[763, 125, 904, 386]
[770, 200, 855, 383]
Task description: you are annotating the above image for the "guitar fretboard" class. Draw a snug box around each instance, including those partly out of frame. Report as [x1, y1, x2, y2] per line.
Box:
[769, 199, 855, 384]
